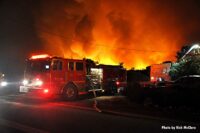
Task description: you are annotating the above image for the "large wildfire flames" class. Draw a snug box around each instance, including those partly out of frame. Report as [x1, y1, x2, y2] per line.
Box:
[35, 0, 194, 69]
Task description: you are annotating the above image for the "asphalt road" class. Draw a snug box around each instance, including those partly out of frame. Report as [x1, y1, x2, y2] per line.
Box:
[0, 90, 199, 133]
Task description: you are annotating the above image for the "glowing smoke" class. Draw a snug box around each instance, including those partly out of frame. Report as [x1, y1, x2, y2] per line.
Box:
[35, 0, 200, 69]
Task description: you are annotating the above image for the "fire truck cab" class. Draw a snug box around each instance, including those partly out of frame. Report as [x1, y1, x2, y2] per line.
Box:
[19, 54, 103, 100]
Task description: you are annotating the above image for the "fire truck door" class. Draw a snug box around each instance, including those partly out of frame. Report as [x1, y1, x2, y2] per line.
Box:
[67, 61, 85, 90]
[74, 62, 85, 82]
[51, 59, 65, 90]
[68, 61, 75, 81]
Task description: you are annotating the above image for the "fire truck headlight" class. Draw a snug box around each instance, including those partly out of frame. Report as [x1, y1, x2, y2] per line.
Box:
[1, 81, 8, 87]
[23, 80, 28, 85]
[35, 80, 43, 86]
[43, 89, 49, 93]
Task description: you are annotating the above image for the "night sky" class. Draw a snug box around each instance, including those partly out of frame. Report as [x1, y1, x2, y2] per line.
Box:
[1, 0, 200, 81]
[0, 0, 42, 80]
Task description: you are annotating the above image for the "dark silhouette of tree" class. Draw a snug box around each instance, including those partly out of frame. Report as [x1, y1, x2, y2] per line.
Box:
[169, 56, 200, 80]
[176, 45, 190, 60]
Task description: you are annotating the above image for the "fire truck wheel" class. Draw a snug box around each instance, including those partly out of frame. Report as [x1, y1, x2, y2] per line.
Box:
[63, 84, 78, 100]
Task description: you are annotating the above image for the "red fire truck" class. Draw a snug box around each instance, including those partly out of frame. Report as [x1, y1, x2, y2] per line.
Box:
[19, 54, 127, 99]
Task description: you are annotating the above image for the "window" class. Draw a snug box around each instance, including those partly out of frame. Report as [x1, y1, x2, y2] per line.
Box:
[69, 62, 74, 71]
[52, 60, 62, 71]
[58, 61, 62, 70]
[27, 60, 50, 72]
[52, 60, 58, 70]
[76, 62, 83, 71]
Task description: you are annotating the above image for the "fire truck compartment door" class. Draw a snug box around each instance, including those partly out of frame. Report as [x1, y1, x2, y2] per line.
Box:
[90, 68, 103, 89]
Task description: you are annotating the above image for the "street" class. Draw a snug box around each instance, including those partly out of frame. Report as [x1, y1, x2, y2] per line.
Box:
[0, 89, 199, 133]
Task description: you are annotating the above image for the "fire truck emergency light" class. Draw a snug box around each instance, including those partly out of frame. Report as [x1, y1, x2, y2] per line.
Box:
[35, 79, 43, 86]
[151, 76, 155, 80]
[30, 54, 50, 59]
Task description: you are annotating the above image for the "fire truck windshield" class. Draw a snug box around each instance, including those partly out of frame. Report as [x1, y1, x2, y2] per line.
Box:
[26, 59, 50, 73]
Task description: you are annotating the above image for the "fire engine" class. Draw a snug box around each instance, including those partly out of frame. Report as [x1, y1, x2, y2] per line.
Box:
[19, 54, 127, 100]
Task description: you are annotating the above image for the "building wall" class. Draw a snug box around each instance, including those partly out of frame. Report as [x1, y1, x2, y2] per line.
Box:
[150, 63, 171, 82]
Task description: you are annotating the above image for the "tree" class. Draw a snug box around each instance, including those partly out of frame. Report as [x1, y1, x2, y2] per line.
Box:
[169, 55, 200, 80]
[176, 45, 190, 60]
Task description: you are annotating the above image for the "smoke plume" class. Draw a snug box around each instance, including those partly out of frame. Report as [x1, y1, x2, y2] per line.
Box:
[35, 0, 200, 69]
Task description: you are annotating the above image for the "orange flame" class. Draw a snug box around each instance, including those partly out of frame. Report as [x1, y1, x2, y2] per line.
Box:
[35, 0, 186, 69]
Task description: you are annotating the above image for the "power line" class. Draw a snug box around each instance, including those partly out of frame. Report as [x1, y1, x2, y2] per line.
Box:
[95, 44, 178, 53]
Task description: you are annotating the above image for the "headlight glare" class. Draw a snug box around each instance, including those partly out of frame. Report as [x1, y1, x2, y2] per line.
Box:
[23, 80, 28, 85]
[1, 81, 8, 87]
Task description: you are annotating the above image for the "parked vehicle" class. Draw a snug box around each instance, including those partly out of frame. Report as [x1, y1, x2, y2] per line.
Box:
[132, 75, 200, 107]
